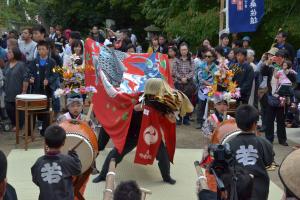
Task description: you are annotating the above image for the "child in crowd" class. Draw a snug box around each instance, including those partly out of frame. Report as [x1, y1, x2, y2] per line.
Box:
[57, 95, 87, 122]
[275, 60, 297, 97]
[227, 105, 274, 199]
[202, 95, 232, 139]
[31, 125, 82, 200]
[29, 40, 60, 135]
[57, 95, 99, 174]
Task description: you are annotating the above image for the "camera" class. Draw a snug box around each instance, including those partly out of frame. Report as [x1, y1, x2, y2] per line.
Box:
[208, 144, 233, 175]
[207, 144, 234, 193]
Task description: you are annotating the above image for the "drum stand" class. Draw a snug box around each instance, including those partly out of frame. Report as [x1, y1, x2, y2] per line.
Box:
[16, 99, 53, 150]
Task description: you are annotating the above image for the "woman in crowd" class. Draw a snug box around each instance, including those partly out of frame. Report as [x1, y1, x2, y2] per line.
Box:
[202, 39, 212, 50]
[3, 47, 28, 131]
[147, 35, 160, 54]
[227, 49, 236, 67]
[63, 39, 84, 67]
[167, 45, 178, 72]
[194, 49, 218, 129]
[172, 42, 195, 125]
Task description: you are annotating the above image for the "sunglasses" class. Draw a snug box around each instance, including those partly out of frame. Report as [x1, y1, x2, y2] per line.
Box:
[204, 55, 212, 58]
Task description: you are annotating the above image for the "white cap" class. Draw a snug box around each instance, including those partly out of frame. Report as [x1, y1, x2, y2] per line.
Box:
[104, 39, 113, 46]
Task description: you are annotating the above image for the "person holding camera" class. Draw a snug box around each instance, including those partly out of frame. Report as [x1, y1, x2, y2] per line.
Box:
[261, 49, 289, 146]
[227, 105, 274, 200]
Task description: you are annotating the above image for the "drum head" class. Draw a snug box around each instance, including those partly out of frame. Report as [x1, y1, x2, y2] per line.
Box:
[60, 133, 94, 174]
[16, 94, 47, 100]
[221, 130, 242, 145]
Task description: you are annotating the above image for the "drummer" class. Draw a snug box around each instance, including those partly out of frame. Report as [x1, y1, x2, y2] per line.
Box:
[31, 125, 82, 199]
[57, 94, 99, 174]
[202, 94, 233, 139]
[57, 94, 87, 122]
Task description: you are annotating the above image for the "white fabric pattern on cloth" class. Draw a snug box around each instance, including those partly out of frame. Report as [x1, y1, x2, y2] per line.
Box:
[41, 162, 63, 184]
[236, 145, 259, 166]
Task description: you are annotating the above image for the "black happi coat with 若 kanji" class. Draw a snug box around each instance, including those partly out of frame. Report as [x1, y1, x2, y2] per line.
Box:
[227, 132, 274, 200]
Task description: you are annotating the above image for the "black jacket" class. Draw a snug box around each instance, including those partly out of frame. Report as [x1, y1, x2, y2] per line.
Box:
[228, 132, 274, 200]
[28, 57, 60, 96]
[274, 42, 295, 61]
[31, 151, 82, 200]
[232, 62, 254, 102]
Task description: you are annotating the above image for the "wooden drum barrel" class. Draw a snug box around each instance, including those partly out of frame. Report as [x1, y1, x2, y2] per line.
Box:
[211, 119, 241, 144]
[59, 120, 99, 174]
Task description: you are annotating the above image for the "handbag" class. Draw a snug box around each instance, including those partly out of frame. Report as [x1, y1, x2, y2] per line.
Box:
[267, 95, 281, 107]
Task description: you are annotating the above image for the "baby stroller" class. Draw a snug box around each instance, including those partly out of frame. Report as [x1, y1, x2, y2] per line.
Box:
[0, 89, 11, 132]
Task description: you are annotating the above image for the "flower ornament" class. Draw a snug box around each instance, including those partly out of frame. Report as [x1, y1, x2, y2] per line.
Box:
[208, 62, 240, 101]
[53, 54, 97, 98]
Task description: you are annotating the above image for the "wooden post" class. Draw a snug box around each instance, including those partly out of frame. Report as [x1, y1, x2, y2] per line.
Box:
[219, 0, 225, 45]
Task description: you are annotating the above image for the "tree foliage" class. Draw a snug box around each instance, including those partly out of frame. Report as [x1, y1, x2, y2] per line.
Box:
[142, 0, 300, 54]
[5, 0, 300, 55]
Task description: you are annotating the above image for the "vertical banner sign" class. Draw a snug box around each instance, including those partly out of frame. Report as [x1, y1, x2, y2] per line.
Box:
[228, 0, 264, 33]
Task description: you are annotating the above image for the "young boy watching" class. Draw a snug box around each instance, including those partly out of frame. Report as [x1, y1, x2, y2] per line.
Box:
[29, 40, 60, 136]
[31, 125, 82, 200]
[227, 105, 274, 200]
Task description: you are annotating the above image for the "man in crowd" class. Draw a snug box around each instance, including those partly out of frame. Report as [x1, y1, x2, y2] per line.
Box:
[219, 33, 231, 57]
[48, 26, 56, 40]
[242, 36, 251, 49]
[90, 25, 105, 43]
[18, 27, 37, 62]
[32, 25, 47, 59]
[274, 31, 295, 62]
[158, 34, 168, 54]
[232, 48, 254, 105]
[54, 25, 67, 56]
[32, 25, 46, 43]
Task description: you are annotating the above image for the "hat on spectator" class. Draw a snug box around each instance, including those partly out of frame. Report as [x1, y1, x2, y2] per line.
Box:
[267, 47, 279, 56]
[278, 149, 300, 198]
[67, 94, 83, 107]
[242, 36, 251, 42]
[104, 39, 113, 47]
[212, 92, 230, 105]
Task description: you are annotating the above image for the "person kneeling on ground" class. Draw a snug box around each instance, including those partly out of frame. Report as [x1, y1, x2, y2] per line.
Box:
[31, 125, 82, 200]
[197, 165, 254, 200]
